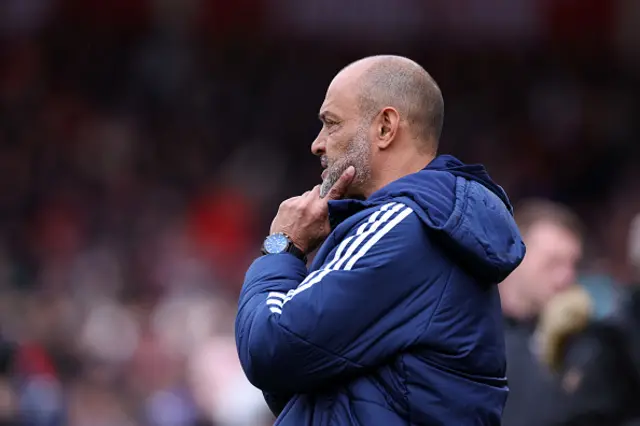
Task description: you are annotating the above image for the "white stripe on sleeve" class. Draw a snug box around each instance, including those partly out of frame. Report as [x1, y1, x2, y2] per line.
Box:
[268, 292, 287, 301]
[267, 299, 284, 308]
[281, 204, 413, 306]
[332, 203, 405, 271]
[297, 202, 397, 287]
[344, 206, 413, 270]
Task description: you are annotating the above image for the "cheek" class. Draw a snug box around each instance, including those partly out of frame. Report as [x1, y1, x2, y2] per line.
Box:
[326, 133, 350, 159]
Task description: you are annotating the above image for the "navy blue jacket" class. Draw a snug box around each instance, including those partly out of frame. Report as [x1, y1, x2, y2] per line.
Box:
[235, 155, 526, 425]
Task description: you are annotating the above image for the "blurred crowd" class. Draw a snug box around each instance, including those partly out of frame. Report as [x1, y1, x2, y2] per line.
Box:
[0, 0, 639, 425]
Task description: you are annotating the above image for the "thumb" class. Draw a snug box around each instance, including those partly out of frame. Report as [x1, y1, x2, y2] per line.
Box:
[324, 166, 355, 200]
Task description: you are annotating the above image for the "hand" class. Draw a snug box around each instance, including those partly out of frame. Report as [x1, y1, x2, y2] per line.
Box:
[270, 166, 355, 254]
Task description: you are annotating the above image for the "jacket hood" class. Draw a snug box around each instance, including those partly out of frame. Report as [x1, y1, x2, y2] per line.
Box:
[329, 155, 526, 283]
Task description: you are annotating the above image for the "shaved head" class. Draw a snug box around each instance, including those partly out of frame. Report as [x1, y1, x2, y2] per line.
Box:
[312, 55, 444, 198]
[345, 55, 444, 152]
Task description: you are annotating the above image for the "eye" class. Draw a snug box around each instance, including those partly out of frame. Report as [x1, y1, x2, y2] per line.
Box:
[319, 113, 341, 131]
[324, 119, 340, 130]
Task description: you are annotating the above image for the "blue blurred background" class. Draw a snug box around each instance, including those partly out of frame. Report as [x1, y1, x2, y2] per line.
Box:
[0, 0, 639, 425]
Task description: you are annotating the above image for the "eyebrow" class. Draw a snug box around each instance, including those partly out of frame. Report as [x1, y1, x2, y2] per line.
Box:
[319, 111, 339, 122]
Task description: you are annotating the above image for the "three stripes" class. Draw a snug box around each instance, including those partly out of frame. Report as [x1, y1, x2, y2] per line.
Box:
[265, 202, 414, 315]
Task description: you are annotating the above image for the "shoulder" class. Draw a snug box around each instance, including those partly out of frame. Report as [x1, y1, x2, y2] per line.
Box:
[339, 201, 423, 247]
[561, 320, 627, 374]
[322, 201, 426, 269]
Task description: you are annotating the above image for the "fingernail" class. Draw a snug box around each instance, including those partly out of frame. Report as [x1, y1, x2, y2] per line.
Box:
[346, 166, 355, 175]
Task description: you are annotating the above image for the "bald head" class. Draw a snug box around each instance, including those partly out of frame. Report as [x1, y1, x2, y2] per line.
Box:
[313, 55, 444, 199]
[341, 55, 444, 152]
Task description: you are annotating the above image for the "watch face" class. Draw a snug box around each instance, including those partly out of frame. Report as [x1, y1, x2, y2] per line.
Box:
[264, 233, 289, 254]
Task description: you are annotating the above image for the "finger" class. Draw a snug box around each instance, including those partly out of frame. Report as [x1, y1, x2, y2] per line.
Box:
[324, 166, 355, 200]
[309, 185, 321, 199]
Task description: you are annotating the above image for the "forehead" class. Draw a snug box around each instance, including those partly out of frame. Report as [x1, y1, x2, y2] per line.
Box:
[526, 221, 582, 256]
[320, 68, 364, 118]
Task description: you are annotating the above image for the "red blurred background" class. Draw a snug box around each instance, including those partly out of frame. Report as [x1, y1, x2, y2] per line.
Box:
[0, 0, 638, 425]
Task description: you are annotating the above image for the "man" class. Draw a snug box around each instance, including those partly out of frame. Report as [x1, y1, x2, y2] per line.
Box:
[531, 212, 640, 426]
[499, 199, 584, 426]
[235, 55, 526, 425]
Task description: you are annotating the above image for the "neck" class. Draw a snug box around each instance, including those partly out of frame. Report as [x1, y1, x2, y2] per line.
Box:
[363, 150, 435, 198]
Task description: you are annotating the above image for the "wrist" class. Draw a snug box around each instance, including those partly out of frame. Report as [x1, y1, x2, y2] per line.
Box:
[261, 233, 308, 263]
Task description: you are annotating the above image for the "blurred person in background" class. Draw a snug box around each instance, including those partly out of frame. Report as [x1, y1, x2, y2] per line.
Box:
[236, 55, 525, 425]
[499, 199, 584, 426]
[530, 212, 640, 426]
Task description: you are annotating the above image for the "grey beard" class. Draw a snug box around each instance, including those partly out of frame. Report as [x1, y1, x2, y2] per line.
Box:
[319, 176, 334, 198]
[320, 127, 371, 199]
[320, 161, 351, 198]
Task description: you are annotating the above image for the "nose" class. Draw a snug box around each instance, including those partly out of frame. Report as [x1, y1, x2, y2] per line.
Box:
[311, 133, 325, 157]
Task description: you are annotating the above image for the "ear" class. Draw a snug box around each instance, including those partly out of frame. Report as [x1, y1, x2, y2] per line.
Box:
[374, 107, 400, 150]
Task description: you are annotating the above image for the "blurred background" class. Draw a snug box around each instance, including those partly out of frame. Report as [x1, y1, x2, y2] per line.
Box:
[0, 0, 639, 425]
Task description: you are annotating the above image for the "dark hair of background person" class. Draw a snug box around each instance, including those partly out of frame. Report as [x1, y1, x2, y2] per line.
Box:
[514, 199, 585, 241]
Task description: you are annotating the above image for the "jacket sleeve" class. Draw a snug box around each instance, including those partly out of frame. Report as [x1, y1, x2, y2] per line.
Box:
[262, 391, 291, 418]
[235, 203, 440, 393]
